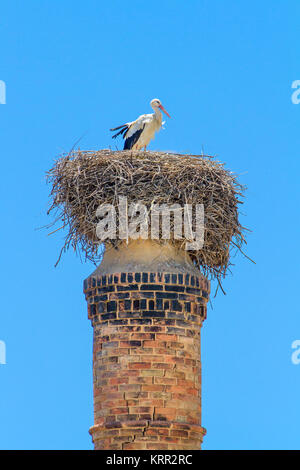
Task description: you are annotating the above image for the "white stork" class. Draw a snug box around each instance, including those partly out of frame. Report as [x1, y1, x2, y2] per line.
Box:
[110, 98, 171, 151]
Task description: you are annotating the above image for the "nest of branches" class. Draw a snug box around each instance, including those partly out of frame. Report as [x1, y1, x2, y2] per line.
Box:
[46, 149, 248, 284]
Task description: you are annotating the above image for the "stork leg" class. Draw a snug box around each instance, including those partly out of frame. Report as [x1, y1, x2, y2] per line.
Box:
[144, 146, 147, 152]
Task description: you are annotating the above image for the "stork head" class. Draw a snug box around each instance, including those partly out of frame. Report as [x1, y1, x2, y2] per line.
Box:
[150, 98, 171, 118]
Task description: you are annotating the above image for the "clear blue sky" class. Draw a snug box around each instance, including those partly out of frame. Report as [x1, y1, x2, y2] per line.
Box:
[0, 0, 299, 450]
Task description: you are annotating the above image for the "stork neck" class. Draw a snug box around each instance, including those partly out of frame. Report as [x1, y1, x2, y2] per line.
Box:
[153, 107, 163, 122]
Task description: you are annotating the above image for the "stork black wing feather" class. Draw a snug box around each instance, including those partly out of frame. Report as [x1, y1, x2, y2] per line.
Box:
[111, 126, 129, 139]
[124, 125, 145, 150]
[110, 124, 127, 131]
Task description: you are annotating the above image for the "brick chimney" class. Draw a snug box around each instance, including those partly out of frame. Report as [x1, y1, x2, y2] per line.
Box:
[83, 240, 210, 450]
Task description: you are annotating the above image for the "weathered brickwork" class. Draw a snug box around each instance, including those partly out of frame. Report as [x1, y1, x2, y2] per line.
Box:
[84, 272, 210, 450]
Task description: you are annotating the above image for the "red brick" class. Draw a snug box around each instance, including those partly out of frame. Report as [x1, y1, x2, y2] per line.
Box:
[109, 407, 129, 415]
[151, 362, 173, 369]
[109, 377, 129, 385]
[141, 384, 165, 392]
[145, 428, 169, 437]
[156, 333, 178, 342]
[128, 362, 152, 369]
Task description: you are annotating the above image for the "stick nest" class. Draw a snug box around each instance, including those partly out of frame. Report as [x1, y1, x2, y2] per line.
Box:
[46, 149, 248, 283]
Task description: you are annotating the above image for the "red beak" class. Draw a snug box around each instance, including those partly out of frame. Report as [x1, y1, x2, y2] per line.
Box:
[159, 104, 171, 118]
